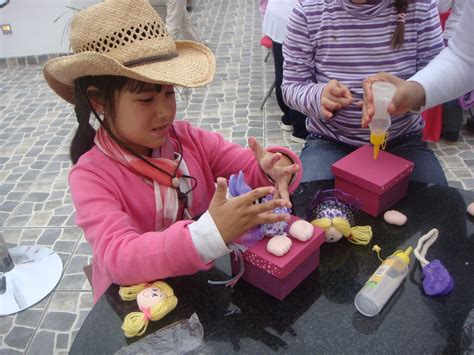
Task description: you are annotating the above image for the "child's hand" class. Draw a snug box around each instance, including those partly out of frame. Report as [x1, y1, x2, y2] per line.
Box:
[321, 80, 353, 119]
[248, 137, 299, 202]
[209, 178, 291, 244]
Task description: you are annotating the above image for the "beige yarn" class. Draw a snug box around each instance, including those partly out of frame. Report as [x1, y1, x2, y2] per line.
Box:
[43, 0, 215, 104]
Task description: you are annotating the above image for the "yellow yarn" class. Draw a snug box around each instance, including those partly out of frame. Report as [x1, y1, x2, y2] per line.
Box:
[311, 217, 331, 230]
[119, 283, 149, 301]
[311, 217, 373, 245]
[120, 281, 178, 338]
[349, 225, 373, 245]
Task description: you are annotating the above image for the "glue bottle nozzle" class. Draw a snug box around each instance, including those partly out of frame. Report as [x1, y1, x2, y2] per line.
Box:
[370, 132, 386, 160]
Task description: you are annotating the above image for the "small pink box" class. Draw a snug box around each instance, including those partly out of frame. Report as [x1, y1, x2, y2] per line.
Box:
[230, 217, 325, 300]
[332, 145, 414, 217]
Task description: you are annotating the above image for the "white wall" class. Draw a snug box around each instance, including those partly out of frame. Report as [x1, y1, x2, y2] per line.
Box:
[0, 0, 100, 58]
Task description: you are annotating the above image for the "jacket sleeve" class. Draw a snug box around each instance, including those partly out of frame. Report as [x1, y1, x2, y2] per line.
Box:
[410, 1, 474, 109]
[190, 126, 302, 192]
[69, 166, 213, 287]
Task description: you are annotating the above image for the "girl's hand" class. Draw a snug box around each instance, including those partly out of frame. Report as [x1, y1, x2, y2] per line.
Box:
[248, 137, 299, 202]
[321, 80, 353, 119]
[209, 178, 291, 244]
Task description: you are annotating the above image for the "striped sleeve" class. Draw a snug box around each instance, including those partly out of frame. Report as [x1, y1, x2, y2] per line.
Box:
[415, 0, 444, 70]
[282, 3, 326, 120]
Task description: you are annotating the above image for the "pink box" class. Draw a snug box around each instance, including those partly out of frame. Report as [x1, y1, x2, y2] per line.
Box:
[230, 217, 325, 300]
[332, 145, 414, 217]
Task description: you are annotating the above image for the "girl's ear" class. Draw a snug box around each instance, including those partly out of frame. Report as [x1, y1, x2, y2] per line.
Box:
[86, 85, 105, 114]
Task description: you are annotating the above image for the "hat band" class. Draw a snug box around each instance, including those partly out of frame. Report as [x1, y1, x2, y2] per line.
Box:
[123, 52, 179, 67]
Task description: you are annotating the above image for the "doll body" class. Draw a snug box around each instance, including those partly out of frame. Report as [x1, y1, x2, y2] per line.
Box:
[228, 171, 314, 256]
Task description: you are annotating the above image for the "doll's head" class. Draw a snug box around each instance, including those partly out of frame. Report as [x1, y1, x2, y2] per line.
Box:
[308, 189, 372, 245]
[119, 281, 178, 337]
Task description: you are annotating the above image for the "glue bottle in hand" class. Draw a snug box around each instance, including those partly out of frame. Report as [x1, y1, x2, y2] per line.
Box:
[354, 246, 412, 317]
[369, 82, 397, 159]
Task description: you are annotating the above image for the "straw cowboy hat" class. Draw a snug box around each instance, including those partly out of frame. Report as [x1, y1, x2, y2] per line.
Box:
[43, 0, 215, 104]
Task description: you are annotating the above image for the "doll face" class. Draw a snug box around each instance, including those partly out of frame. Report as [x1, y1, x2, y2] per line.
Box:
[137, 287, 166, 309]
[325, 226, 344, 243]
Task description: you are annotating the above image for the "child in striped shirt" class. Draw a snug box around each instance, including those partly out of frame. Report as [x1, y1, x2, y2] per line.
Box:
[282, 0, 447, 185]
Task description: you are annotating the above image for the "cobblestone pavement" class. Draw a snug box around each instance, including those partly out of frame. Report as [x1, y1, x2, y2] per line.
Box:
[1, 0, 473, 353]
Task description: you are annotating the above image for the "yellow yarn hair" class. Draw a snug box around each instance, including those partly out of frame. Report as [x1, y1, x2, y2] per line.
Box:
[120, 281, 178, 338]
[311, 217, 373, 245]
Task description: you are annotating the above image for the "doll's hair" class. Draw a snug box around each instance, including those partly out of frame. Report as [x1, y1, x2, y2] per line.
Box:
[119, 281, 178, 338]
[391, 0, 409, 50]
[311, 217, 372, 245]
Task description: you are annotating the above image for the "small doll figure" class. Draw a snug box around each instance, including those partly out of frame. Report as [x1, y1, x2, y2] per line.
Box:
[228, 171, 314, 256]
[308, 189, 372, 245]
[119, 281, 178, 337]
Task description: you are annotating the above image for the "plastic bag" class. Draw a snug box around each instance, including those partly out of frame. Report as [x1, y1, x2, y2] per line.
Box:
[115, 313, 213, 354]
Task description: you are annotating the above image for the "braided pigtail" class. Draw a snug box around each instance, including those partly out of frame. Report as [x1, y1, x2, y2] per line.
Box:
[70, 80, 96, 164]
[391, 0, 408, 50]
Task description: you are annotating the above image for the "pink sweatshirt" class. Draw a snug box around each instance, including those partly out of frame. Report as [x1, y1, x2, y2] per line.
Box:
[69, 121, 302, 302]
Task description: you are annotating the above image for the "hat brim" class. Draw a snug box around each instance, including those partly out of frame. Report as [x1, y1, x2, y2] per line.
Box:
[43, 41, 215, 104]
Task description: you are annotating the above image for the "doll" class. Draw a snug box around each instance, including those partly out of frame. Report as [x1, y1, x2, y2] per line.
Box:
[308, 189, 372, 245]
[119, 281, 178, 337]
[228, 171, 314, 257]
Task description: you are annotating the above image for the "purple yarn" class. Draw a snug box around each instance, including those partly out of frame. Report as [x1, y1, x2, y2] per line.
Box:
[422, 259, 454, 296]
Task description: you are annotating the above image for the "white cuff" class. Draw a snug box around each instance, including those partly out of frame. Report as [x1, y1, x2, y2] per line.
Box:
[188, 211, 231, 263]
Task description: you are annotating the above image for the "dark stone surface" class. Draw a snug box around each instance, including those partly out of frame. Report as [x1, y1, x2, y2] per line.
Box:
[70, 181, 474, 354]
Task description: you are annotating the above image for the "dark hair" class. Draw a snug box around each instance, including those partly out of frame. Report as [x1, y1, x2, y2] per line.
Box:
[391, 0, 408, 50]
[70, 76, 162, 164]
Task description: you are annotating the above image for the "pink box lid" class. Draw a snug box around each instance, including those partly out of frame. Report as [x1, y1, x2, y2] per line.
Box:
[332, 145, 414, 194]
[241, 216, 325, 280]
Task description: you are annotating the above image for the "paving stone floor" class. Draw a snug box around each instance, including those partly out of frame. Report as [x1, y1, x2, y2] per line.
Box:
[1, 0, 474, 353]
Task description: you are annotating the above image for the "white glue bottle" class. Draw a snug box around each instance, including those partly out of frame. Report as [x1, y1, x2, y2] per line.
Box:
[354, 246, 412, 317]
[369, 81, 397, 159]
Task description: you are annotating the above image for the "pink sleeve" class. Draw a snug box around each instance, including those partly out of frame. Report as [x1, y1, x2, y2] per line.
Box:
[191, 127, 302, 192]
[69, 168, 212, 287]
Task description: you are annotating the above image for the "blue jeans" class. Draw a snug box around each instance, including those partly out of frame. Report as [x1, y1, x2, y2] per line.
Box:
[300, 133, 448, 185]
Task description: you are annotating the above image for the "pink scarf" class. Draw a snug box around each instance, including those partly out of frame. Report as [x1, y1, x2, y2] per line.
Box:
[94, 127, 191, 230]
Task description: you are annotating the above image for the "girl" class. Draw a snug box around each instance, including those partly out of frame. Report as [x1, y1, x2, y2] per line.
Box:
[43, 0, 301, 302]
[282, 0, 446, 184]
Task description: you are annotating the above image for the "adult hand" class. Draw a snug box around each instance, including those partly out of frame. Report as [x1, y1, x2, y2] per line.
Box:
[248, 137, 299, 202]
[209, 178, 291, 244]
[321, 80, 353, 119]
[361, 72, 426, 128]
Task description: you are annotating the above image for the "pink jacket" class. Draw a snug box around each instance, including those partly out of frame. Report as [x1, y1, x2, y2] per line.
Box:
[69, 121, 302, 302]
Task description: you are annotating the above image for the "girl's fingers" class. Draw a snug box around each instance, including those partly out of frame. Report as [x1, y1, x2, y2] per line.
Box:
[277, 183, 290, 202]
[269, 152, 282, 167]
[240, 186, 275, 205]
[322, 97, 341, 111]
[322, 107, 334, 119]
[275, 163, 299, 177]
[256, 211, 291, 225]
[251, 197, 290, 214]
[248, 136, 264, 160]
